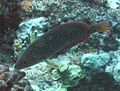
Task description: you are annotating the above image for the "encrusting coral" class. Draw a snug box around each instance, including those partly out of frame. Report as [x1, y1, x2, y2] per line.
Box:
[46, 63, 85, 91]
[81, 52, 110, 70]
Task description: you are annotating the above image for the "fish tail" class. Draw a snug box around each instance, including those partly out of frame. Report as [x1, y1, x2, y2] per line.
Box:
[98, 21, 110, 32]
[91, 21, 110, 32]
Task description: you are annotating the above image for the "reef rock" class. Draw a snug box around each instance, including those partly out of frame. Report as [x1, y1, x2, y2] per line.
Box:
[18, 17, 50, 37]
[14, 17, 51, 56]
[113, 62, 120, 84]
[107, 0, 120, 9]
[81, 52, 110, 70]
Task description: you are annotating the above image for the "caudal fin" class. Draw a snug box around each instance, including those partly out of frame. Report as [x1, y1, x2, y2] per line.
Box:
[96, 21, 111, 32]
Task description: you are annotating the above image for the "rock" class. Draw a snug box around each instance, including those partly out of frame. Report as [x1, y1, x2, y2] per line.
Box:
[10, 0, 120, 90]
[98, 52, 110, 66]
[104, 50, 120, 84]
[113, 62, 120, 84]
[107, 0, 120, 9]
[11, 84, 24, 91]
[19, 17, 50, 37]
[45, 85, 67, 91]
[32, 1, 47, 11]
[31, 85, 39, 91]
[105, 63, 115, 75]
[108, 50, 120, 61]
[0, 65, 31, 91]
[14, 17, 51, 56]
[81, 53, 101, 70]
[81, 52, 110, 70]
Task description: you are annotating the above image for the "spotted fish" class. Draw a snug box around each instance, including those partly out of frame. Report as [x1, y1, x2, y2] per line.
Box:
[14, 21, 110, 70]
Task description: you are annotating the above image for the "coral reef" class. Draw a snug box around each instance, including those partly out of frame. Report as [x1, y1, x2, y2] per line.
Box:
[14, 17, 51, 57]
[81, 52, 110, 70]
[52, 64, 84, 87]
[105, 50, 120, 84]
[45, 63, 84, 91]
[45, 84, 67, 91]
[107, 0, 120, 9]
[0, 0, 22, 43]
[68, 72, 120, 91]
[0, 0, 24, 65]
[0, 64, 33, 91]
[1, 0, 120, 91]
[113, 62, 120, 83]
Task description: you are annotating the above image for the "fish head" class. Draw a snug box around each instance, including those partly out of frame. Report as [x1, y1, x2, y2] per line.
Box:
[14, 49, 37, 70]
[14, 53, 29, 70]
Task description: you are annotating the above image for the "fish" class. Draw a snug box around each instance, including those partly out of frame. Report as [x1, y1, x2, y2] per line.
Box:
[14, 21, 110, 70]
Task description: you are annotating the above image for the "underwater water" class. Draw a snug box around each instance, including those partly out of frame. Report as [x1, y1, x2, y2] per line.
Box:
[0, 0, 120, 91]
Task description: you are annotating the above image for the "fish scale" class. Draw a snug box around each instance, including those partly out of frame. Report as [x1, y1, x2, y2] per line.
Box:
[23, 27, 78, 59]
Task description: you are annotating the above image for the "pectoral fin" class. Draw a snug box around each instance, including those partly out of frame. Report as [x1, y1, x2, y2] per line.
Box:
[44, 59, 58, 69]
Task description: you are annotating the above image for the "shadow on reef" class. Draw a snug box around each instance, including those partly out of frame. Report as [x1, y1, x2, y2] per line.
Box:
[68, 72, 120, 91]
[0, 0, 26, 65]
[81, 0, 109, 9]
[102, 33, 119, 52]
